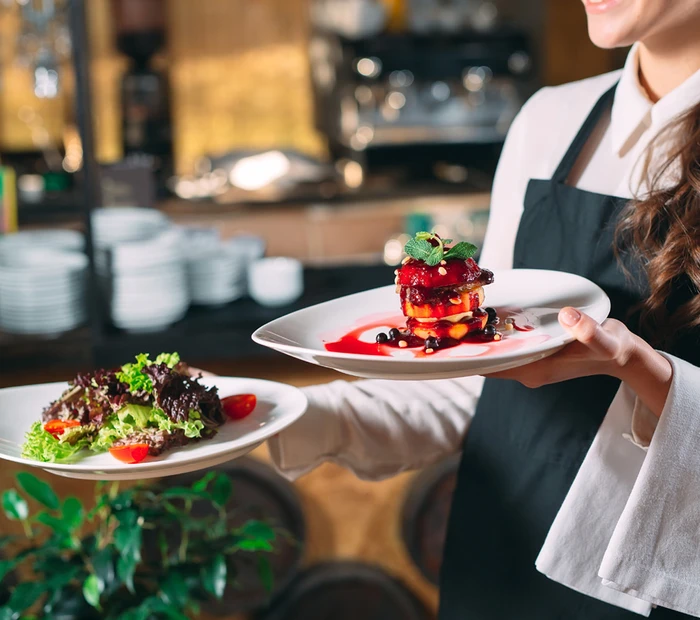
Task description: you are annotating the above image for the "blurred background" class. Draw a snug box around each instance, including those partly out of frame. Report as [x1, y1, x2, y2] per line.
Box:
[0, 1, 627, 618]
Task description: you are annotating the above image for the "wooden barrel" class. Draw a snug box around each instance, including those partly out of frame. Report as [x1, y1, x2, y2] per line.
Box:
[151, 456, 305, 615]
[256, 561, 433, 620]
[401, 455, 460, 585]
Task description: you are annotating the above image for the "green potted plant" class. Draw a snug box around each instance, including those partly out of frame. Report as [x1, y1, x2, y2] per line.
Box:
[0, 470, 281, 620]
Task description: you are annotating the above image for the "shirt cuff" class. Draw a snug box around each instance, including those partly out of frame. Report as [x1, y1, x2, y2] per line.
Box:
[266, 382, 345, 480]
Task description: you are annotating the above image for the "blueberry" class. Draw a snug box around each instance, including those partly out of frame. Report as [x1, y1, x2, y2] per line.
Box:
[376, 332, 388, 344]
[425, 336, 439, 350]
[389, 328, 401, 340]
[483, 324, 497, 338]
[485, 307, 497, 322]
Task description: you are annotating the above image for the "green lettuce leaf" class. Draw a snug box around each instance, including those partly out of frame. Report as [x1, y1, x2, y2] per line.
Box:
[115, 352, 180, 394]
[21, 422, 92, 463]
[90, 404, 204, 452]
[152, 409, 204, 439]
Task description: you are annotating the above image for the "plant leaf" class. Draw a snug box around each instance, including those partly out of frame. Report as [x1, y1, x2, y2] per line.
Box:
[210, 474, 232, 507]
[1, 490, 28, 522]
[241, 520, 276, 542]
[0, 560, 15, 583]
[109, 489, 134, 512]
[201, 554, 227, 600]
[159, 572, 189, 609]
[61, 497, 83, 530]
[192, 471, 216, 492]
[120, 597, 189, 620]
[2, 489, 29, 521]
[82, 574, 102, 609]
[114, 510, 141, 558]
[35, 512, 70, 536]
[6, 582, 46, 614]
[237, 539, 273, 552]
[443, 241, 478, 261]
[258, 556, 274, 593]
[117, 552, 138, 594]
[45, 565, 80, 590]
[16, 473, 58, 510]
[160, 487, 209, 501]
[91, 548, 116, 596]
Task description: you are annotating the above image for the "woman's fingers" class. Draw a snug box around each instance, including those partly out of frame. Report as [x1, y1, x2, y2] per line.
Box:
[558, 307, 620, 360]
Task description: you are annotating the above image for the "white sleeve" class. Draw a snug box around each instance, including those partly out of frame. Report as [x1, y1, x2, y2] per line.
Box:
[267, 91, 539, 481]
[479, 87, 546, 270]
[267, 376, 484, 480]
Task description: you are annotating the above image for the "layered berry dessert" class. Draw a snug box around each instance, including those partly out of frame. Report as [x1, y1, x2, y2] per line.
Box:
[377, 232, 500, 353]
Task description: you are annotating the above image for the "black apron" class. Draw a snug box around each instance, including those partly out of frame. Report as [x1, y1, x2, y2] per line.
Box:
[438, 84, 694, 619]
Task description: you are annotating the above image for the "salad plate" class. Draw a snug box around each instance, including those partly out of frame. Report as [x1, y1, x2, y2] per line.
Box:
[0, 374, 307, 481]
[252, 267, 611, 381]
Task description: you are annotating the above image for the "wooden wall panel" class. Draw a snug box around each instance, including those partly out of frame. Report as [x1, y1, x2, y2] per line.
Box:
[544, 0, 629, 85]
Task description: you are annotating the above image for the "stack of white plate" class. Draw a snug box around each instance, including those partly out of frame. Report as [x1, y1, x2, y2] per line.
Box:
[0, 246, 88, 336]
[185, 234, 266, 306]
[91, 207, 170, 247]
[95, 211, 190, 332]
[0, 229, 85, 255]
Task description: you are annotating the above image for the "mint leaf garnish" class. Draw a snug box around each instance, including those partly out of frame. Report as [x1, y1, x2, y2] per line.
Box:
[443, 241, 478, 261]
[404, 232, 478, 265]
[404, 238, 433, 262]
[425, 245, 444, 266]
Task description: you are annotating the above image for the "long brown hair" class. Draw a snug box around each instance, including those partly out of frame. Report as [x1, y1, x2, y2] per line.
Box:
[615, 101, 700, 347]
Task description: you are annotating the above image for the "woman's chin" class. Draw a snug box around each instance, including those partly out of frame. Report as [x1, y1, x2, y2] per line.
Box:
[586, 17, 637, 49]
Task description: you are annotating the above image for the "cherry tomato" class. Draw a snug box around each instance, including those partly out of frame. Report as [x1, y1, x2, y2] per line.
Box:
[222, 394, 257, 420]
[109, 444, 149, 464]
[43, 419, 81, 438]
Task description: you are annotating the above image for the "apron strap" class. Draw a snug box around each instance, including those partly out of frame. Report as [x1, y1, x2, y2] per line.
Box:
[552, 82, 619, 184]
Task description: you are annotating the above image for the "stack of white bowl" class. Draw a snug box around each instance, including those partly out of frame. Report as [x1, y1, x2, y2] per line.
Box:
[0, 230, 88, 336]
[93, 208, 189, 332]
[185, 233, 266, 306]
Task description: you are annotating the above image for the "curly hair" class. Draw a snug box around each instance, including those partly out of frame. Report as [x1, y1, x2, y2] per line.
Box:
[616, 101, 700, 348]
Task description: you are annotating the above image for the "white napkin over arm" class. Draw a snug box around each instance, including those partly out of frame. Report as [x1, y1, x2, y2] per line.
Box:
[537, 353, 700, 617]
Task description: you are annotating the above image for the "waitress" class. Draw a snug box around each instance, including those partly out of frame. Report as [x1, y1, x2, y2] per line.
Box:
[267, 0, 700, 617]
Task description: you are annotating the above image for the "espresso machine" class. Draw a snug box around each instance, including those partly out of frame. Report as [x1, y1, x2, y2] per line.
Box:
[309, 0, 535, 190]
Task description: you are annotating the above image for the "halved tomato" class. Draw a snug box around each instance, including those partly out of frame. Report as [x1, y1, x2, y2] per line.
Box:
[222, 394, 257, 420]
[109, 444, 149, 464]
[43, 419, 81, 438]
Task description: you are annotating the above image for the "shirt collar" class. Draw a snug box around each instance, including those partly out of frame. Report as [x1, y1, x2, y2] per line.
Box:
[610, 42, 700, 156]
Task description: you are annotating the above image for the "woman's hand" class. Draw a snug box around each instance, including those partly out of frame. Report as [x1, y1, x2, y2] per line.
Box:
[488, 307, 673, 418]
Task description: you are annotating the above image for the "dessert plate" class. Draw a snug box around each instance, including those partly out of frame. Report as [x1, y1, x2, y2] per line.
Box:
[252, 269, 611, 381]
[0, 377, 307, 480]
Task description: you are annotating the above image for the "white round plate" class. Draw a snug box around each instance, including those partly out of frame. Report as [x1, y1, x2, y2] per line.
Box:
[252, 269, 611, 381]
[0, 377, 307, 480]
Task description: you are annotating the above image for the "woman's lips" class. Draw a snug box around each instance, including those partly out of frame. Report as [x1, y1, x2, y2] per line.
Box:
[582, 0, 623, 14]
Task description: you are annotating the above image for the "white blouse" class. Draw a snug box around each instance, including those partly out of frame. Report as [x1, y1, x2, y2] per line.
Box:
[267, 44, 700, 615]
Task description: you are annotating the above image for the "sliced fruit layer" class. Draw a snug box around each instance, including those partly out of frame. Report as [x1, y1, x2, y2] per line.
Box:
[407, 314, 489, 340]
[397, 258, 492, 289]
[402, 286, 484, 319]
